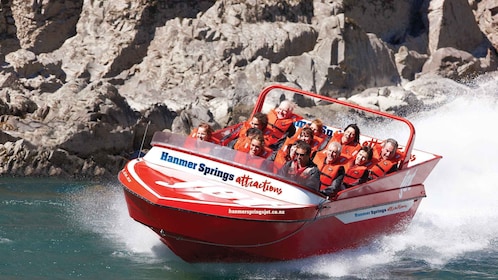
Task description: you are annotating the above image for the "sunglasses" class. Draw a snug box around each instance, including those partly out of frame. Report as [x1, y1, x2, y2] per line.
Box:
[295, 152, 307, 157]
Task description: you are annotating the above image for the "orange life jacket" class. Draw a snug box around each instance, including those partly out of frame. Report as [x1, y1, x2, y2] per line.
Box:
[314, 154, 348, 190]
[264, 109, 302, 146]
[369, 143, 403, 178]
[272, 137, 296, 170]
[233, 136, 251, 152]
[188, 127, 199, 138]
[234, 137, 273, 159]
[369, 159, 398, 179]
[237, 122, 251, 138]
[313, 133, 328, 151]
[233, 152, 268, 169]
[342, 162, 369, 188]
[222, 121, 273, 147]
[330, 132, 361, 160]
[288, 126, 324, 153]
[217, 122, 250, 147]
[272, 146, 291, 170]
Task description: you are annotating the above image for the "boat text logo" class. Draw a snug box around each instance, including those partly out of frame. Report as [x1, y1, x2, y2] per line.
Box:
[353, 204, 408, 218]
[159, 151, 283, 194]
[335, 200, 414, 224]
[228, 208, 285, 215]
[160, 151, 235, 182]
[235, 174, 283, 195]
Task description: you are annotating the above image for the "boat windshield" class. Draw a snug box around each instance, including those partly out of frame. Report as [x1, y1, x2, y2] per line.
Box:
[251, 85, 416, 169]
[150, 85, 417, 190]
[151, 130, 288, 182]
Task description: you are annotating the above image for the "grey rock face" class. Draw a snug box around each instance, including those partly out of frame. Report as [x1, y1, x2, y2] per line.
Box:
[0, 0, 497, 178]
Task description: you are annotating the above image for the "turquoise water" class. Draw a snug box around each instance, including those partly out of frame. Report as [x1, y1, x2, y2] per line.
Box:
[0, 178, 213, 279]
[1, 174, 497, 279]
[2, 93, 498, 279]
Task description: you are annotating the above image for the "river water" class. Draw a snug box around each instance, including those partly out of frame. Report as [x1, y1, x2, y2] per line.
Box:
[1, 78, 498, 279]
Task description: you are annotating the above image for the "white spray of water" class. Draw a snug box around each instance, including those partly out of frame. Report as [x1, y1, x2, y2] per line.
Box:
[67, 184, 173, 264]
[405, 92, 498, 264]
[304, 78, 498, 278]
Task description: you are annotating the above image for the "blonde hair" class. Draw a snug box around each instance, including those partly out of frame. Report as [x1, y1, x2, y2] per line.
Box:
[311, 119, 323, 133]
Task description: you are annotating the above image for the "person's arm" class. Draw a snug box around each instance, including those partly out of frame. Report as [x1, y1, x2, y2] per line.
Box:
[359, 169, 370, 184]
[286, 124, 296, 139]
[305, 167, 321, 192]
[387, 162, 398, 174]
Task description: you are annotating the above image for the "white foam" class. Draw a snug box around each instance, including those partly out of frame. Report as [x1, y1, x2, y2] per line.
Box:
[305, 77, 498, 277]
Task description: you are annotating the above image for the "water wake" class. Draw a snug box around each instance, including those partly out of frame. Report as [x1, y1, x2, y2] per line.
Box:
[308, 78, 498, 278]
[66, 183, 174, 264]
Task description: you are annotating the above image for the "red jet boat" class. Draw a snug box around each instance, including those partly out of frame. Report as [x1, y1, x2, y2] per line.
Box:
[118, 84, 442, 262]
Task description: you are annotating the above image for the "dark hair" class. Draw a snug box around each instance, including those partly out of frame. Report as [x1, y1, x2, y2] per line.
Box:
[294, 140, 312, 156]
[359, 145, 373, 161]
[251, 134, 265, 146]
[344, 123, 360, 144]
[253, 112, 268, 130]
[246, 127, 263, 137]
[300, 127, 314, 142]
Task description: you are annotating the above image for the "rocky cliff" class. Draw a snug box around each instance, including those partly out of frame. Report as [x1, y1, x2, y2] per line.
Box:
[0, 0, 497, 178]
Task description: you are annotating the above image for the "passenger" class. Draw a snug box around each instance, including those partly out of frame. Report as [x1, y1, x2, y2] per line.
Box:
[225, 112, 270, 148]
[341, 146, 373, 190]
[272, 127, 315, 169]
[233, 127, 263, 152]
[248, 134, 273, 159]
[308, 118, 329, 152]
[234, 132, 273, 159]
[185, 122, 216, 153]
[369, 138, 402, 179]
[277, 140, 321, 192]
[329, 123, 361, 160]
[190, 122, 215, 143]
[286, 119, 326, 155]
[233, 134, 272, 169]
[245, 112, 269, 136]
[265, 100, 303, 150]
[313, 141, 348, 196]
